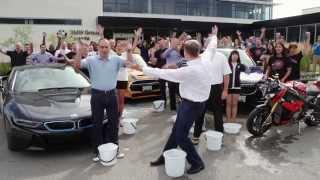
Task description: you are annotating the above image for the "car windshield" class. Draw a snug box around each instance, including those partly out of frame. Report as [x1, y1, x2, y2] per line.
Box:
[13, 66, 90, 92]
[217, 49, 255, 67]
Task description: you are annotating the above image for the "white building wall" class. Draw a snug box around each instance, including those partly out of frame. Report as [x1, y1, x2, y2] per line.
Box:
[0, 0, 102, 55]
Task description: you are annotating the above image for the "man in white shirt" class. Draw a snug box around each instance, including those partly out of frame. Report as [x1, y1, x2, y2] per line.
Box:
[132, 26, 219, 175]
[54, 41, 70, 58]
[192, 46, 231, 144]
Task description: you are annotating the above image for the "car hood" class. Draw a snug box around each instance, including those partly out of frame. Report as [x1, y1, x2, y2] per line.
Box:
[128, 69, 157, 81]
[240, 72, 264, 84]
[13, 91, 91, 121]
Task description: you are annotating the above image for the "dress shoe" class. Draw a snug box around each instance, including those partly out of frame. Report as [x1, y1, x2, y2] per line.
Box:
[150, 156, 165, 167]
[187, 164, 205, 174]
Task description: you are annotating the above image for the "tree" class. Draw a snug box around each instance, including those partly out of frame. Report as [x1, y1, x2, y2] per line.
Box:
[1, 26, 32, 48]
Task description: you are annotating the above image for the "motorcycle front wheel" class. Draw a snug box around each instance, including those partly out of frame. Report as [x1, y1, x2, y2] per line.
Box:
[247, 107, 272, 137]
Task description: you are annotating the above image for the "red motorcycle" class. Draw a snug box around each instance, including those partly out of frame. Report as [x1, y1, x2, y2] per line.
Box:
[246, 77, 320, 137]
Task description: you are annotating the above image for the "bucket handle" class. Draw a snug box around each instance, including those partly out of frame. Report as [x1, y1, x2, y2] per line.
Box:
[154, 101, 164, 110]
[130, 122, 137, 130]
[98, 147, 119, 164]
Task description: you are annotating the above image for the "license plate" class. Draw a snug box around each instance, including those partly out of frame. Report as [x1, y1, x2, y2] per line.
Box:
[142, 85, 152, 92]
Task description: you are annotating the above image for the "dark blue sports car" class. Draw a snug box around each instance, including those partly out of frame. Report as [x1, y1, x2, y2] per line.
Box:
[0, 64, 100, 151]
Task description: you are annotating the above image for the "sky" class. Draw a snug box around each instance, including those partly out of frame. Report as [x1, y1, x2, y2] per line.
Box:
[273, 0, 320, 19]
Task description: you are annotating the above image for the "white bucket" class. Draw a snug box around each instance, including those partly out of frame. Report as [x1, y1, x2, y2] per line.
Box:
[153, 100, 165, 112]
[122, 118, 138, 135]
[224, 123, 242, 134]
[205, 130, 223, 151]
[163, 149, 187, 178]
[98, 143, 118, 166]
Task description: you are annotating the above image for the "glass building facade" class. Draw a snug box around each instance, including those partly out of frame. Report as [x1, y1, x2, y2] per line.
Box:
[103, 0, 273, 20]
[254, 23, 320, 44]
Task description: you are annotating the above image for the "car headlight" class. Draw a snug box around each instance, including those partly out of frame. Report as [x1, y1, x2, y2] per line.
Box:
[13, 118, 43, 128]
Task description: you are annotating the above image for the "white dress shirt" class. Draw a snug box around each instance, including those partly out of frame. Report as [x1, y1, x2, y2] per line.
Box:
[207, 52, 231, 85]
[54, 48, 71, 57]
[200, 35, 231, 85]
[117, 52, 148, 81]
[117, 52, 129, 81]
[143, 58, 212, 102]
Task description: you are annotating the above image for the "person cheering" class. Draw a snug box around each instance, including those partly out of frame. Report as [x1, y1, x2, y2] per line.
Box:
[132, 26, 219, 175]
[71, 38, 135, 163]
[265, 42, 292, 82]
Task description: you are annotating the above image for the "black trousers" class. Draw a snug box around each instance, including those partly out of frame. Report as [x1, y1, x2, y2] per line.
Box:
[90, 89, 119, 154]
[168, 81, 179, 110]
[159, 79, 167, 106]
[193, 84, 224, 138]
[163, 99, 205, 166]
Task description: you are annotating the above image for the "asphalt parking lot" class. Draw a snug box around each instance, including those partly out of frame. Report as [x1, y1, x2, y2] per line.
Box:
[1, 101, 320, 180]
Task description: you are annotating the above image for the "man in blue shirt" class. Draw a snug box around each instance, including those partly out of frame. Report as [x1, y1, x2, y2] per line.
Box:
[161, 37, 183, 110]
[72, 39, 134, 163]
[312, 35, 320, 72]
[30, 44, 58, 64]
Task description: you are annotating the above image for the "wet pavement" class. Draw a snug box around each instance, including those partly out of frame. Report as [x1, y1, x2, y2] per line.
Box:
[0, 101, 320, 180]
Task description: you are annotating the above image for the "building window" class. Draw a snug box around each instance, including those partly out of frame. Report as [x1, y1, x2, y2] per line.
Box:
[0, 18, 25, 24]
[175, 0, 187, 15]
[287, 26, 300, 43]
[33, 19, 81, 25]
[301, 24, 316, 44]
[0, 18, 81, 25]
[103, 0, 272, 20]
[103, 0, 148, 13]
[152, 0, 175, 15]
[187, 0, 209, 16]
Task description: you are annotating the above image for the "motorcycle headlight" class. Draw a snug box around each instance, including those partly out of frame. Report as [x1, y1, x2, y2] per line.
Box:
[13, 118, 42, 128]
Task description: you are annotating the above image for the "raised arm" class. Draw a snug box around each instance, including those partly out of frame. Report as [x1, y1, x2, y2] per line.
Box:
[236, 30, 243, 43]
[202, 25, 218, 62]
[0, 48, 7, 55]
[260, 27, 266, 41]
[42, 32, 47, 46]
[143, 66, 191, 83]
[132, 27, 142, 52]
[56, 34, 62, 50]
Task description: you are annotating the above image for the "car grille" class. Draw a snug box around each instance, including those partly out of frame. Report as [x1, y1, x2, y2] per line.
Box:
[44, 121, 76, 132]
[130, 80, 160, 92]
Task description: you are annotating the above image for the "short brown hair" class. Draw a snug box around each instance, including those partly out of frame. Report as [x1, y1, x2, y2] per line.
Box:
[184, 40, 201, 57]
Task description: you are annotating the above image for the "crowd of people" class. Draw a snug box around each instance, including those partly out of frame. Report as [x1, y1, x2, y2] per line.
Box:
[1, 25, 320, 175]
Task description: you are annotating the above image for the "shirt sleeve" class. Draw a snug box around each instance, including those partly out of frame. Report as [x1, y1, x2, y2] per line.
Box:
[80, 58, 89, 69]
[6, 51, 13, 57]
[54, 50, 59, 57]
[221, 55, 232, 75]
[118, 56, 126, 67]
[133, 54, 147, 68]
[143, 66, 191, 83]
[201, 35, 217, 64]
[161, 48, 173, 59]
